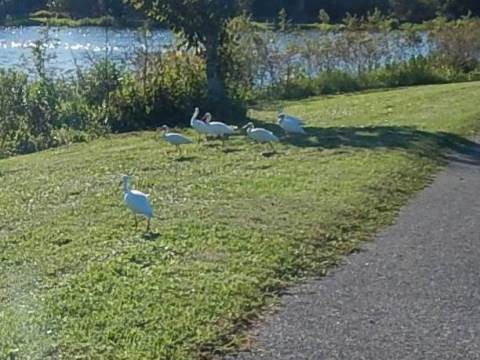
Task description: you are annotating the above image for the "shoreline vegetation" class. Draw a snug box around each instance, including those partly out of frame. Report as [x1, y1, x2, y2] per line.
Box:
[0, 14, 478, 159]
[1, 13, 146, 28]
[0, 12, 471, 32]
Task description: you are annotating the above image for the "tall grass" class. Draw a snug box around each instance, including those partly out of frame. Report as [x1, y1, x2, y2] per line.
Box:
[228, 15, 480, 101]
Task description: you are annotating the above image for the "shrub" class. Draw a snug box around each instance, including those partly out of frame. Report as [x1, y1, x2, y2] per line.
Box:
[375, 57, 445, 87]
[0, 70, 29, 157]
[318, 9, 330, 25]
[430, 17, 480, 72]
[276, 8, 291, 32]
[314, 71, 364, 94]
[30, 10, 70, 19]
[108, 50, 207, 132]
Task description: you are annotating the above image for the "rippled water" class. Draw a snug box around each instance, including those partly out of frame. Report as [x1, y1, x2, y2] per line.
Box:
[0, 26, 174, 75]
[0, 26, 432, 78]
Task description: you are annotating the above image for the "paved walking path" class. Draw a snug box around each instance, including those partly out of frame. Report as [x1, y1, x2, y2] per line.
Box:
[228, 143, 480, 360]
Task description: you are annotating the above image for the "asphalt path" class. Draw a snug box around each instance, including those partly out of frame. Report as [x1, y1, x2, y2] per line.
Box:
[228, 142, 480, 360]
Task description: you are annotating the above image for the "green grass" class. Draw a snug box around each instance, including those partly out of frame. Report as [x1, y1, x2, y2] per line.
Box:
[0, 82, 479, 359]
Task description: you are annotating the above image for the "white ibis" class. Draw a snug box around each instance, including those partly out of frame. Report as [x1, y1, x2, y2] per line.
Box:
[278, 111, 305, 126]
[202, 112, 237, 138]
[190, 107, 209, 139]
[278, 113, 307, 135]
[242, 122, 280, 151]
[160, 125, 193, 154]
[122, 175, 153, 232]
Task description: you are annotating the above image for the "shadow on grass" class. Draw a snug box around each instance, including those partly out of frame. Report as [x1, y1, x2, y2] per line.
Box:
[142, 232, 161, 241]
[247, 118, 480, 165]
[222, 148, 243, 154]
[203, 142, 222, 148]
[175, 156, 197, 162]
[262, 151, 279, 158]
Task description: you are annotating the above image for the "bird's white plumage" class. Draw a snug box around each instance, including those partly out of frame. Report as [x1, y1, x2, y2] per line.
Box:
[243, 122, 280, 143]
[123, 176, 153, 220]
[278, 112, 305, 126]
[278, 116, 306, 135]
[160, 126, 193, 145]
[190, 108, 210, 135]
[164, 133, 194, 145]
[203, 113, 237, 137]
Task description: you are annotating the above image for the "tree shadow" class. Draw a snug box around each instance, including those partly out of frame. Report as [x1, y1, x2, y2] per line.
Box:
[302, 126, 479, 162]
[245, 117, 480, 165]
[222, 147, 242, 154]
[262, 151, 279, 158]
[175, 156, 197, 162]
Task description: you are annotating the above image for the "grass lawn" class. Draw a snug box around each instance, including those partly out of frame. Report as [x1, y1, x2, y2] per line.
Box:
[0, 82, 479, 359]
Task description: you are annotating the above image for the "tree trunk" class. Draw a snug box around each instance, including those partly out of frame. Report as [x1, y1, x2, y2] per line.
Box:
[205, 37, 228, 109]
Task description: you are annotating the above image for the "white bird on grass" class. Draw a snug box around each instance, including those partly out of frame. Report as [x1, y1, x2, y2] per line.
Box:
[242, 122, 280, 151]
[160, 125, 193, 155]
[202, 112, 238, 138]
[278, 113, 307, 135]
[190, 107, 209, 139]
[278, 111, 305, 127]
[122, 175, 153, 232]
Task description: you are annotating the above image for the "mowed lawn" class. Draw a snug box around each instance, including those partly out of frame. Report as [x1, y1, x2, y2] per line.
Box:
[1, 82, 479, 359]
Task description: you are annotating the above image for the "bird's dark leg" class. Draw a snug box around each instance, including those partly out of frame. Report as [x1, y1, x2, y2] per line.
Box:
[146, 218, 151, 233]
[134, 215, 138, 229]
[269, 142, 276, 153]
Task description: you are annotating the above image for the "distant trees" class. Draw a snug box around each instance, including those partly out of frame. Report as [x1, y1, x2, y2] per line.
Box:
[250, 0, 479, 22]
[46, 0, 134, 18]
[1, 0, 480, 23]
[0, 0, 42, 18]
[388, 0, 440, 21]
[442, 0, 480, 17]
[1, 0, 134, 19]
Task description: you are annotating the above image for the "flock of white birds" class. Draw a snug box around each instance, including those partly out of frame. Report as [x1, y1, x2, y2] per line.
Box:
[123, 107, 307, 231]
[160, 107, 307, 152]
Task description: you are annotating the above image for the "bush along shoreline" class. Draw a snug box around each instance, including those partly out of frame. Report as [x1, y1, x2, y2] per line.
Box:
[0, 16, 479, 159]
[1, 14, 154, 28]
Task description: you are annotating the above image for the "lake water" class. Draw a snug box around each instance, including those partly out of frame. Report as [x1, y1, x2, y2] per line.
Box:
[0, 26, 431, 77]
[0, 26, 174, 76]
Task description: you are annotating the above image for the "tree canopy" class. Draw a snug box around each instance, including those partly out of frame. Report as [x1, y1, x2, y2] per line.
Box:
[129, 0, 251, 44]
